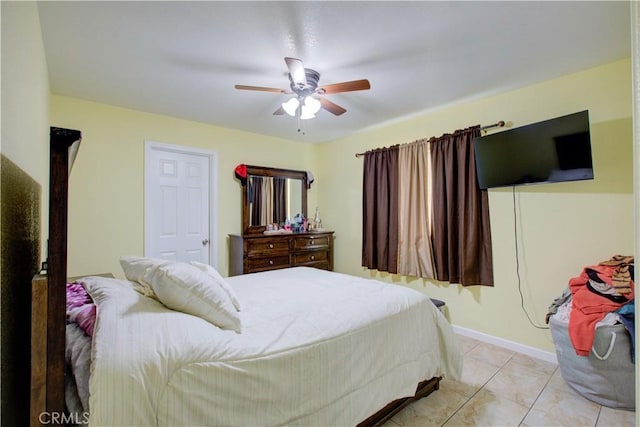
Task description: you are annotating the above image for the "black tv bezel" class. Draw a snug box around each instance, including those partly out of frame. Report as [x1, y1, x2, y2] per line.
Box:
[474, 110, 593, 190]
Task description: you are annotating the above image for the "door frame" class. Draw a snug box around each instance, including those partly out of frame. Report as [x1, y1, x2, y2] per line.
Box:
[144, 140, 218, 267]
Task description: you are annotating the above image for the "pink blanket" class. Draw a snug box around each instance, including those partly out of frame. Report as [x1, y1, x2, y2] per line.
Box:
[66, 282, 96, 336]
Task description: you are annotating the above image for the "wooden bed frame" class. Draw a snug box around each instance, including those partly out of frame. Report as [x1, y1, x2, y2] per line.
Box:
[30, 127, 81, 427]
[358, 377, 441, 426]
[30, 274, 49, 426]
[29, 127, 441, 426]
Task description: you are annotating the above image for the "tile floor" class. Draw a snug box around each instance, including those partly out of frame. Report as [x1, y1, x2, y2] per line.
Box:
[385, 334, 636, 427]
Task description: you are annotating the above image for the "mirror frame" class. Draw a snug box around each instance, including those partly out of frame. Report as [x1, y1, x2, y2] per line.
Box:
[239, 165, 310, 236]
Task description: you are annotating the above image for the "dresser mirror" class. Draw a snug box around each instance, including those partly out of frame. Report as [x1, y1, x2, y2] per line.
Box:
[240, 165, 309, 235]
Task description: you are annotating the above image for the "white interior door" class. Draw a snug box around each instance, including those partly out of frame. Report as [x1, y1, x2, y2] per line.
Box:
[144, 141, 217, 265]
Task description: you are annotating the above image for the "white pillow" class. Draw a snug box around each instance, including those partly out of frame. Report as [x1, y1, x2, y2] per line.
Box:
[190, 261, 241, 311]
[119, 255, 168, 297]
[142, 261, 241, 333]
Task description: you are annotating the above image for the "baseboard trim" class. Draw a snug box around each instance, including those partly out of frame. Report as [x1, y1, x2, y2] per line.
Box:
[452, 325, 558, 365]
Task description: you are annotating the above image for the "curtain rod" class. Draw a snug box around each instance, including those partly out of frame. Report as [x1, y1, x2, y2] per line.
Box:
[354, 120, 506, 158]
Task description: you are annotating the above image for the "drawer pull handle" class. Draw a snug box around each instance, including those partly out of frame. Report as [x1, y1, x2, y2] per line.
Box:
[269, 244, 273, 249]
[269, 260, 274, 265]
[310, 255, 315, 261]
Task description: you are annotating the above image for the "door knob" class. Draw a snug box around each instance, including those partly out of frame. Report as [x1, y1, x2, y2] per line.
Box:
[202, 239, 210, 246]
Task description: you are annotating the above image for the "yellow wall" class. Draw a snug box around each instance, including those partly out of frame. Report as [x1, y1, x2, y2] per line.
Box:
[50, 96, 318, 278]
[1, 0, 50, 255]
[54, 59, 632, 355]
[1, 2, 51, 423]
[317, 58, 633, 353]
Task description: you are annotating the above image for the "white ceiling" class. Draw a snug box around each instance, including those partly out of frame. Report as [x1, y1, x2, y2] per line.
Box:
[37, 1, 631, 144]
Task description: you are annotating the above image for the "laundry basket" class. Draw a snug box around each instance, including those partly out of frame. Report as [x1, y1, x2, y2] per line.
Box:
[549, 315, 635, 410]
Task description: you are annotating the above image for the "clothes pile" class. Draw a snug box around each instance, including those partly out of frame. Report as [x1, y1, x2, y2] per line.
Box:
[546, 255, 635, 410]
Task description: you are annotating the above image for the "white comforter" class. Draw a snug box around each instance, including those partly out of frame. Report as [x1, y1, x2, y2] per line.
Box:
[83, 267, 462, 426]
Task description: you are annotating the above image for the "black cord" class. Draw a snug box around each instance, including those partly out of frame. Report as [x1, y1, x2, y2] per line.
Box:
[513, 186, 548, 330]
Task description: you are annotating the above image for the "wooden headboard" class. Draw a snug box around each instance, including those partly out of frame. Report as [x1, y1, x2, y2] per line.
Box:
[30, 127, 81, 426]
[1, 155, 42, 426]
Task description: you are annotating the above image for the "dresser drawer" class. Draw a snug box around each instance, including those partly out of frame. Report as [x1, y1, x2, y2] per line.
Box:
[246, 238, 290, 256]
[245, 255, 291, 272]
[229, 232, 333, 276]
[293, 250, 328, 265]
[292, 235, 330, 250]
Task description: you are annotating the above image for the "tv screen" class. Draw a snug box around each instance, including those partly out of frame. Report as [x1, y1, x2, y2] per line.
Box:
[474, 110, 593, 189]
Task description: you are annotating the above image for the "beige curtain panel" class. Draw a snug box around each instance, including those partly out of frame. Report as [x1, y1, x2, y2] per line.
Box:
[260, 176, 274, 225]
[398, 140, 436, 278]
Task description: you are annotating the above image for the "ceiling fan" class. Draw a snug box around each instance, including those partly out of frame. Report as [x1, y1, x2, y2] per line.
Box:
[235, 57, 371, 119]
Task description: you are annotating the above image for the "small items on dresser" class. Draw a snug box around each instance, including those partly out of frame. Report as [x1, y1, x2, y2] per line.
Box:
[264, 212, 308, 234]
[292, 213, 307, 233]
[311, 206, 325, 232]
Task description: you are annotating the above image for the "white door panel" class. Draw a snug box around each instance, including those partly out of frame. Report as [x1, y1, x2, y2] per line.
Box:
[145, 141, 217, 265]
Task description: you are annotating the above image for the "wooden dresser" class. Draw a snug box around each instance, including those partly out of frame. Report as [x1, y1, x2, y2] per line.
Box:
[229, 231, 334, 276]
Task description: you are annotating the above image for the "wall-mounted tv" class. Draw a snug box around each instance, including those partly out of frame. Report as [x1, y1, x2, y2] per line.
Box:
[474, 110, 593, 189]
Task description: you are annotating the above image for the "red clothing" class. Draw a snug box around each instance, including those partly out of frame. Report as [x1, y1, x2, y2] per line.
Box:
[568, 264, 634, 356]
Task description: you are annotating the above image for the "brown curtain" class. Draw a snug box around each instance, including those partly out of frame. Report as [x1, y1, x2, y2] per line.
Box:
[362, 146, 399, 273]
[429, 126, 494, 286]
[250, 177, 262, 226]
[273, 177, 286, 224]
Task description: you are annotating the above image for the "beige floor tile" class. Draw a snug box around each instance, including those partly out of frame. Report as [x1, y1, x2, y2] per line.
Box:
[595, 405, 635, 427]
[459, 354, 501, 391]
[457, 335, 483, 355]
[465, 342, 515, 369]
[387, 383, 469, 427]
[508, 352, 557, 376]
[483, 359, 552, 408]
[520, 381, 601, 427]
[545, 368, 572, 392]
[441, 376, 483, 400]
[442, 388, 530, 427]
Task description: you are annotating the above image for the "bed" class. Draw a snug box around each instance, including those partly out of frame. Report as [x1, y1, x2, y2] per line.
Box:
[62, 260, 462, 426]
[33, 132, 462, 425]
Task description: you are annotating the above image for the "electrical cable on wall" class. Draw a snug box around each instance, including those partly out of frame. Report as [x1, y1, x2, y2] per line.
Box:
[513, 186, 549, 330]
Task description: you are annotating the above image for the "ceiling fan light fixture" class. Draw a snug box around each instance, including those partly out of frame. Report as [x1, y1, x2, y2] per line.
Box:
[299, 108, 316, 120]
[303, 96, 321, 115]
[282, 97, 300, 116]
[236, 57, 371, 125]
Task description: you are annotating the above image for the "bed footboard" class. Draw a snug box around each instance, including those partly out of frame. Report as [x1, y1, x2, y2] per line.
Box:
[357, 376, 441, 427]
[30, 273, 112, 426]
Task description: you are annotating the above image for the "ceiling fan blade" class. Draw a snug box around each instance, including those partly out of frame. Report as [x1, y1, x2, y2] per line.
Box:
[319, 97, 346, 116]
[235, 84, 287, 93]
[319, 79, 371, 94]
[273, 106, 285, 115]
[284, 57, 307, 87]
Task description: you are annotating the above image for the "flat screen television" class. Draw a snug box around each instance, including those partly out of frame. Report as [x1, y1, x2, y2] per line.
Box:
[474, 110, 593, 189]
